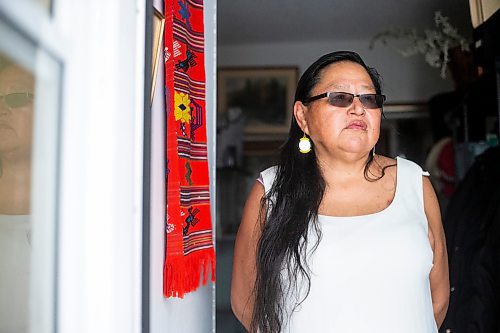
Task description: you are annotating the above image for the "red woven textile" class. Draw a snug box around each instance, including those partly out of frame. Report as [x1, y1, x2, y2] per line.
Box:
[164, 0, 215, 298]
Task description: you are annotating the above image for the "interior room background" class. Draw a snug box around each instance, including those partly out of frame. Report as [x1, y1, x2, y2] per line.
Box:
[215, 1, 499, 332]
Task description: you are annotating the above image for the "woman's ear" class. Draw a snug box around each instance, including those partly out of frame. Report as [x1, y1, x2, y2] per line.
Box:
[293, 101, 309, 135]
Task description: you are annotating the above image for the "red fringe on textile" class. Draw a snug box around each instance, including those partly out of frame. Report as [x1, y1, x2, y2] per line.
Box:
[164, 251, 216, 298]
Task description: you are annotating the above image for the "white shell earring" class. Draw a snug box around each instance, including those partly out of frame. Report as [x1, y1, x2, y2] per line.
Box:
[299, 133, 312, 154]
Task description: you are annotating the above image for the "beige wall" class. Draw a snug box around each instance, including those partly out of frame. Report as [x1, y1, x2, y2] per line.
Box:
[219, 39, 455, 104]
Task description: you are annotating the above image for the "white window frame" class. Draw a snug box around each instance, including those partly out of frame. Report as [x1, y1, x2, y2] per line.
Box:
[0, 0, 147, 332]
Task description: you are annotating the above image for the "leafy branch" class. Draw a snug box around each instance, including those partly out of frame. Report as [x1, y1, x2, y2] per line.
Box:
[370, 11, 470, 79]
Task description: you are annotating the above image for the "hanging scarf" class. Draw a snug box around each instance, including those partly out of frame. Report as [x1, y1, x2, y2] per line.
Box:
[164, 0, 215, 298]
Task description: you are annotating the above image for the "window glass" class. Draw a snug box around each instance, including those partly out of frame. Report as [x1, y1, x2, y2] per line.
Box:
[0, 17, 61, 333]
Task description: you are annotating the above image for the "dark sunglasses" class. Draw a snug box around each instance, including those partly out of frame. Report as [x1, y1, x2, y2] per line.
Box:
[304, 92, 386, 109]
[0, 92, 34, 109]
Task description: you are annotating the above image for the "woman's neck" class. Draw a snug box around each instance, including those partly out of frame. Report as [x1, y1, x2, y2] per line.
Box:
[316, 151, 371, 185]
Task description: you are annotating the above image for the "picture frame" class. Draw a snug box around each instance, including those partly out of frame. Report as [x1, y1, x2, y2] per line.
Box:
[218, 67, 298, 136]
[151, 8, 165, 102]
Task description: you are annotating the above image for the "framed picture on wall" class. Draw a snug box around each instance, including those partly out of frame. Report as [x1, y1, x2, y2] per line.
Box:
[218, 67, 298, 136]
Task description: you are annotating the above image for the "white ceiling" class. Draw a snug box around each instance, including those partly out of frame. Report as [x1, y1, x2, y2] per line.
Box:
[218, 0, 473, 45]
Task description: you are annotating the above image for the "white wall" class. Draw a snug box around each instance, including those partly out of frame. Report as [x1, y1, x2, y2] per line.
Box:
[219, 39, 455, 103]
[149, 1, 216, 333]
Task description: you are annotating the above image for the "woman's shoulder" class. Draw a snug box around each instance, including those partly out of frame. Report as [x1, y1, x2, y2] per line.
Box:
[397, 156, 429, 176]
[375, 154, 397, 168]
[376, 155, 428, 176]
[260, 165, 278, 177]
[372, 155, 397, 178]
[258, 165, 278, 194]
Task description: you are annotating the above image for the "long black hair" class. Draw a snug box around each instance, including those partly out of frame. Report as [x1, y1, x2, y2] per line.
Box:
[251, 51, 384, 333]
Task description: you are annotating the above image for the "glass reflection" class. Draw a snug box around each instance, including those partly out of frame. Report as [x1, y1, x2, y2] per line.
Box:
[0, 56, 35, 332]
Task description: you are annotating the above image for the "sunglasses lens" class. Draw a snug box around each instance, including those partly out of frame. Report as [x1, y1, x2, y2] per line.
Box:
[322, 92, 385, 109]
[4, 93, 33, 108]
[328, 93, 353, 107]
[360, 94, 384, 109]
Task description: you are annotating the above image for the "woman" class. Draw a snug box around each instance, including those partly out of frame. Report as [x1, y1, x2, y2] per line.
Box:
[231, 51, 449, 333]
[0, 62, 35, 332]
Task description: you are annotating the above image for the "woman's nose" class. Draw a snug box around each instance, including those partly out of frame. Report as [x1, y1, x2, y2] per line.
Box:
[0, 98, 12, 115]
[348, 96, 365, 115]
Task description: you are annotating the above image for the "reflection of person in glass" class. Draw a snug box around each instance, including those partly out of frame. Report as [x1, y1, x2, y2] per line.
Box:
[0, 62, 35, 332]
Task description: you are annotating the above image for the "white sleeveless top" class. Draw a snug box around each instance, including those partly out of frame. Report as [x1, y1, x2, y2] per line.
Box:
[259, 157, 438, 333]
[0, 214, 31, 332]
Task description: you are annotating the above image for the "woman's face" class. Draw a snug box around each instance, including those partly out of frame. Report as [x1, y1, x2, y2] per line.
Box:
[0, 65, 35, 156]
[296, 61, 381, 158]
